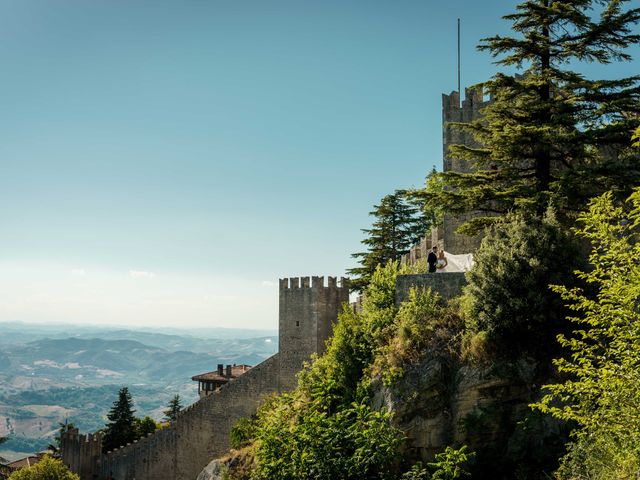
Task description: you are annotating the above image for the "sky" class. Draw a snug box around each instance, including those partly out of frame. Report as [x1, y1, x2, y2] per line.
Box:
[1, 0, 638, 330]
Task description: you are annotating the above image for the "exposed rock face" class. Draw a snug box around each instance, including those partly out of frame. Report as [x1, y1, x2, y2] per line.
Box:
[196, 459, 225, 480]
[372, 354, 565, 478]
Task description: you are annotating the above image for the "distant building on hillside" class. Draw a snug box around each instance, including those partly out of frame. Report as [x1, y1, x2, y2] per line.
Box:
[2, 451, 48, 477]
[192, 364, 252, 399]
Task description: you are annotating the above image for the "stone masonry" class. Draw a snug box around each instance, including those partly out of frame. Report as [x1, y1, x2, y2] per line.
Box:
[441, 86, 491, 254]
[279, 276, 349, 391]
[395, 273, 467, 305]
[61, 276, 349, 480]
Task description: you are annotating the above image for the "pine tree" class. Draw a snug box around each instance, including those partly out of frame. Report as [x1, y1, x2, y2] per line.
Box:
[163, 394, 183, 422]
[348, 190, 430, 292]
[102, 387, 136, 453]
[433, 0, 640, 234]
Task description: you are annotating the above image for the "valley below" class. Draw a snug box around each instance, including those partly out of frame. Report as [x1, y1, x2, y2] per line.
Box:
[0, 322, 277, 462]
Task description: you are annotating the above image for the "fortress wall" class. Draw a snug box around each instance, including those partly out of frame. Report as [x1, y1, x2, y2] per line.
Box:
[395, 273, 467, 305]
[60, 430, 103, 479]
[278, 276, 349, 392]
[99, 353, 280, 480]
[62, 275, 348, 480]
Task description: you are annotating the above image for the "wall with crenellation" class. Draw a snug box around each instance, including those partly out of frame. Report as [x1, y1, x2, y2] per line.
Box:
[441, 85, 491, 255]
[59, 430, 103, 480]
[61, 275, 348, 480]
[278, 276, 350, 391]
[97, 353, 281, 480]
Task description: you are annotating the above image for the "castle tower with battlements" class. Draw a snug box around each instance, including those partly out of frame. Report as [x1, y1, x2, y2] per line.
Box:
[278, 276, 349, 391]
[440, 85, 491, 254]
[61, 275, 349, 480]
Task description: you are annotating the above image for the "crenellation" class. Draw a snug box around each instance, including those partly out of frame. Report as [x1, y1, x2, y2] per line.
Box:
[440, 85, 491, 254]
[58, 83, 483, 480]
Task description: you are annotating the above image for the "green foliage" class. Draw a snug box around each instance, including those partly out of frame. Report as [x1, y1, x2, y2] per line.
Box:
[533, 190, 640, 479]
[230, 417, 256, 450]
[133, 416, 159, 438]
[459, 330, 490, 365]
[298, 262, 403, 411]
[348, 190, 431, 292]
[253, 397, 401, 480]
[371, 288, 464, 386]
[464, 211, 580, 355]
[633, 126, 640, 148]
[102, 387, 136, 453]
[410, 168, 446, 231]
[401, 464, 431, 480]
[7, 455, 79, 480]
[163, 394, 182, 422]
[401, 447, 475, 480]
[246, 262, 405, 479]
[429, 0, 640, 233]
[428, 446, 474, 480]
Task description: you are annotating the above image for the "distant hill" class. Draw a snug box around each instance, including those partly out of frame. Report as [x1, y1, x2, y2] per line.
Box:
[0, 323, 277, 462]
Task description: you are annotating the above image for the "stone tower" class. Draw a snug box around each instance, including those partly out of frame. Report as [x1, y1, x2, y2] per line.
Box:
[441, 85, 491, 254]
[278, 276, 349, 391]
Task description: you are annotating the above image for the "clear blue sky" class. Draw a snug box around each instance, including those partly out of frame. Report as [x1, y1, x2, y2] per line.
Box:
[0, 0, 637, 329]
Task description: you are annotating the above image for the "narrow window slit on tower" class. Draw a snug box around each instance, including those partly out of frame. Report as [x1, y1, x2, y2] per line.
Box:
[296, 321, 300, 327]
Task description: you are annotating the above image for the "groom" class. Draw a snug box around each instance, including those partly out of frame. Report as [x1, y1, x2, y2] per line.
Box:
[427, 246, 438, 273]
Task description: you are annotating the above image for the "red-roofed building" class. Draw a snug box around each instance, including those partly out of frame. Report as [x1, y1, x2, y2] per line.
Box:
[192, 364, 252, 398]
[2, 451, 48, 476]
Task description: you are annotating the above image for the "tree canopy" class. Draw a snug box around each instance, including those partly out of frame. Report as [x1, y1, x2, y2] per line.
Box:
[163, 394, 183, 422]
[102, 387, 137, 453]
[348, 190, 430, 292]
[428, 0, 640, 234]
[534, 189, 640, 478]
[7, 456, 79, 480]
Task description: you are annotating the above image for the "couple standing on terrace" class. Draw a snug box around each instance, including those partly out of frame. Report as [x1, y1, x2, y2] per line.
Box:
[427, 246, 448, 273]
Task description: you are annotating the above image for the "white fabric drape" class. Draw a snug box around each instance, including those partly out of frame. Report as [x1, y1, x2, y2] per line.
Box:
[436, 252, 474, 273]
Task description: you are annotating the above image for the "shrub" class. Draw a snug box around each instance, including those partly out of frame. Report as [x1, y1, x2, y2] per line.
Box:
[230, 417, 256, 450]
[464, 211, 580, 356]
[534, 190, 640, 479]
[371, 288, 464, 386]
[8, 455, 79, 480]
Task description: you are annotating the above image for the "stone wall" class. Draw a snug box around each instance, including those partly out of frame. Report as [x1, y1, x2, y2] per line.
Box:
[59, 430, 103, 480]
[278, 276, 349, 392]
[61, 275, 349, 480]
[441, 86, 491, 255]
[395, 273, 467, 305]
[99, 353, 281, 480]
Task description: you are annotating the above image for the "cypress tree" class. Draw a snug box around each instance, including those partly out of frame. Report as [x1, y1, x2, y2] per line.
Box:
[102, 387, 137, 453]
[434, 0, 640, 234]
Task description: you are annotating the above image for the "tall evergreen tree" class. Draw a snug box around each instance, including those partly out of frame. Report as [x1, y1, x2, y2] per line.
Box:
[163, 394, 183, 422]
[102, 387, 136, 453]
[431, 0, 640, 234]
[348, 190, 430, 292]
